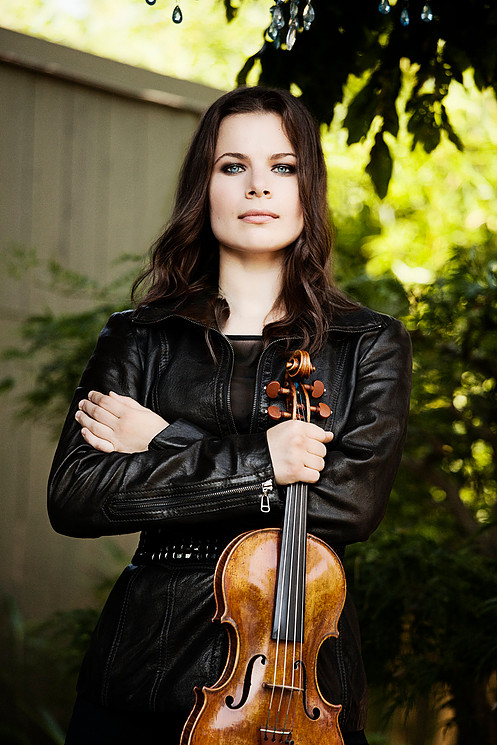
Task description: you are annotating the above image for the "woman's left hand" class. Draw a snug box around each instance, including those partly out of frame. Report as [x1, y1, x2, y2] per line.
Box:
[75, 391, 169, 453]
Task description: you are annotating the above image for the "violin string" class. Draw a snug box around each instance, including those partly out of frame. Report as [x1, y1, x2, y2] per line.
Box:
[293, 385, 308, 735]
[282, 382, 307, 739]
[264, 480, 292, 736]
[272, 380, 302, 737]
[273, 480, 297, 737]
[289, 480, 307, 738]
[266, 376, 310, 740]
[280, 480, 300, 737]
[287, 382, 306, 735]
[280, 479, 303, 739]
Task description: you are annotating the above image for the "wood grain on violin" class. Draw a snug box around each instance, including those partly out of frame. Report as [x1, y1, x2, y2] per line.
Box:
[181, 351, 346, 745]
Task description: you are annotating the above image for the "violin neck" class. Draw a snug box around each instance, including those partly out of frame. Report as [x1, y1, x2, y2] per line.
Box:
[271, 482, 308, 642]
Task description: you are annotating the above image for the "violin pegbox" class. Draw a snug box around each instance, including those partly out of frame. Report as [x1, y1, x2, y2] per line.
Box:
[266, 350, 331, 423]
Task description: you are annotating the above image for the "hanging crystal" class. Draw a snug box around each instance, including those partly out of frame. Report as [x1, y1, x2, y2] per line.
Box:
[172, 4, 183, 23]
[378, 0, 391, 14]
[268, 23, 280, 40]
[421, 3, 433, 21]
[145, 0, 156, 5]
[400, 5, 410, 25]
[303, 2, 315, 30]
[286, 19, 298, 50]
[289, 1, 299, 20]
[272, 4, 285, 29]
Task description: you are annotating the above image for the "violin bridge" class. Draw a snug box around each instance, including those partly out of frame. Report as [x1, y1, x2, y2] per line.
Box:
[259, 728, 293, 744]
[262, 682, 304, 693]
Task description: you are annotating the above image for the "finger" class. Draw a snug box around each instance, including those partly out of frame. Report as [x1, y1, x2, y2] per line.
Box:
[300, 466, 321, 484]
[75, 410, 114, 440]
[306, 440, 327, 458]
[309, 426, 334, 443]
[108, 391, 144, 410]
[80, 427, 115, 453]
[87, 390, 127, 418]
[303, 453, 325, 472]
[79, 398, 119, 427]
[299, 422, 334, 444]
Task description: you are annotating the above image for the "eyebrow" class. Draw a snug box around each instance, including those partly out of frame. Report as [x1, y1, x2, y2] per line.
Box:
[213, 151, 296, 165]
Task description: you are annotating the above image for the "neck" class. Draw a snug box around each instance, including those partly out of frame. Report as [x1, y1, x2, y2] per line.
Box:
[219, 248, 284, 335]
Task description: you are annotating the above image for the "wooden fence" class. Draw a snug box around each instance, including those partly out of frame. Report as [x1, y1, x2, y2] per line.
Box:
[0, 27, 222, 618]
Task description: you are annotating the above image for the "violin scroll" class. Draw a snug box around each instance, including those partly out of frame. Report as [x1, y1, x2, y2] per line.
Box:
[266, 349, 331, 423]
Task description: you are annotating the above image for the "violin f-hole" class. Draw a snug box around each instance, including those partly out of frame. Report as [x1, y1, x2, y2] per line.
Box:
[225, 654, 267, 710]
[295, 660, 321, 720]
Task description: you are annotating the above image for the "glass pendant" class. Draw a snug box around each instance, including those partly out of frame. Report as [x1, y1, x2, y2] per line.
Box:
[303, 2, 315, 30]
[400, 5, 410, 25]
[172, 4, 183, 23]
[286, 20, 298, 50]
[378, 0, 391, 14]
[268, 23, 280, 40]
[421, 3, 433, 21]
[272, 4, 285, 29]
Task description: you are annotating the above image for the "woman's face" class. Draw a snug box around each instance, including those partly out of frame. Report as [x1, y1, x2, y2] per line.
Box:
[209, 112, 304, 259]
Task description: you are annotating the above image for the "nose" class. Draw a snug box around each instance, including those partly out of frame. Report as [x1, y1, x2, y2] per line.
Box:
[247, 185, 271, 197]
[246, 176, 271, 198]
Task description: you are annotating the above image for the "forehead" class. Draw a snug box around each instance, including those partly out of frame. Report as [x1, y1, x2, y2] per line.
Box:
[214, 112, 293, 155]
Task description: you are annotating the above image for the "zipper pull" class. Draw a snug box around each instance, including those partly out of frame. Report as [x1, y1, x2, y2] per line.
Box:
[260, 479, 273, 513]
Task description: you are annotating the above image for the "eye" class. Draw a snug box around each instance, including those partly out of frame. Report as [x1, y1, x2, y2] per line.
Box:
[221, 163, 245, 175]
[272, 164, 297, 175]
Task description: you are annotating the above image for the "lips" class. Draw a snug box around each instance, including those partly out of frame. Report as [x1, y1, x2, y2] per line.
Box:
[238, 209, 279, 223]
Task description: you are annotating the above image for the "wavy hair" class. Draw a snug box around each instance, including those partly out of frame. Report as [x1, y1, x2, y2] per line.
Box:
[132, 86, 357, 353]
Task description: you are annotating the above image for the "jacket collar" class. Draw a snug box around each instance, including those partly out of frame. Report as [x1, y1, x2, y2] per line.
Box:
[131, 302, 386, 334]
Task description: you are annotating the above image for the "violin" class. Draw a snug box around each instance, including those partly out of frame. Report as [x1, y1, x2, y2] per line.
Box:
[181, 350, 346, 745]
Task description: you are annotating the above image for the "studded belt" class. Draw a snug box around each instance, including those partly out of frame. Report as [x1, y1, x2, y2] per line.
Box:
[132, 530, 231, 564]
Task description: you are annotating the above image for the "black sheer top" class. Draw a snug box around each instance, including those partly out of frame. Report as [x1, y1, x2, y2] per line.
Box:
[227, 335, 264, 433]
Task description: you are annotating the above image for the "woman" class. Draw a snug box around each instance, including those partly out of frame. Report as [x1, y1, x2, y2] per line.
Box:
[48, 86, 412, 745]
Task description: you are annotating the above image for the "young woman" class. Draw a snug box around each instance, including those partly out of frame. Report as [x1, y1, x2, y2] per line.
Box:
[48, 86, 412, 745]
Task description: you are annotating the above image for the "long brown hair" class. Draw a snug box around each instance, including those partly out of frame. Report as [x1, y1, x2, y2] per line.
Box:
[132, 86, 357, 353]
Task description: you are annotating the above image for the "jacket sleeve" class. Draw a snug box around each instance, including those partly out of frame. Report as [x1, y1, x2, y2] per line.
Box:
[307, 317, 412, 546]
[47, 312, 277, 539]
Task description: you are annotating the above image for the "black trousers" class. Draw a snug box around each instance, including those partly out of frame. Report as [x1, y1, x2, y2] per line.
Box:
[65, 695, 369, 744]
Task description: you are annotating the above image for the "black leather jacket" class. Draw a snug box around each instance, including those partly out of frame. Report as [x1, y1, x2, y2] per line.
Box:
[48, 303, 412, 733]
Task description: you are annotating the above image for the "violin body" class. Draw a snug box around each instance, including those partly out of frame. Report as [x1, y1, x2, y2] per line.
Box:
[180, 527, 346, 745]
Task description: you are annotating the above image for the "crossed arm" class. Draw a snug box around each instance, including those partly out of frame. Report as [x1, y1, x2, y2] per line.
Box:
[75, 390, 333, 486]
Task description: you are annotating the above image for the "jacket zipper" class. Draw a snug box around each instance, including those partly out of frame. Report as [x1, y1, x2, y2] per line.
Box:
[260, 479, 273, 513]
[222, 334, 237, 434]
[110, 480, 275, 515]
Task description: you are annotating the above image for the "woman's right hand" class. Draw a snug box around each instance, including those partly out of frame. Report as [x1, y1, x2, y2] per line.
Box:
[266, 419, 334, 485]
[75, 391, 168, 453]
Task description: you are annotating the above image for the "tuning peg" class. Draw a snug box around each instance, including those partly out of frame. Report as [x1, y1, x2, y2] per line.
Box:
[309, 402, 332, 419]
[303, 379, 325, 398]
[267, 405, 292, 421]
[266, 381, 290, 399]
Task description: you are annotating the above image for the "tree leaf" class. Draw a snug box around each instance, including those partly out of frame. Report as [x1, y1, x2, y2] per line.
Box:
[366, 130, 393, 199]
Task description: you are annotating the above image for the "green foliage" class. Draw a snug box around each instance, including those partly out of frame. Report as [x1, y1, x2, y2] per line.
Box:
[0, 250, 138, 434]
[348, 241, 497, 742]
[233, 0, 497, 196]
[0, 597, 99, 744]
[397, 242, 497, 551]
[3, 0, 497, 198]
[346, 532, 497, 743]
